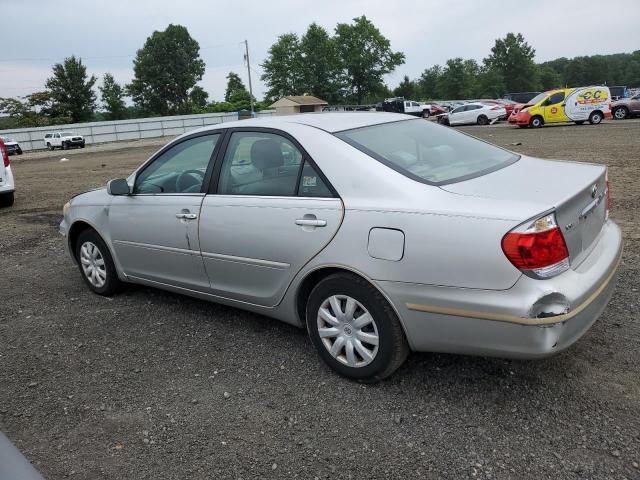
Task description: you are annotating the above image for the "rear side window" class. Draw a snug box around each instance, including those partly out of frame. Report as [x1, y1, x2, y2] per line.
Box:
[336, 119, 518, 185]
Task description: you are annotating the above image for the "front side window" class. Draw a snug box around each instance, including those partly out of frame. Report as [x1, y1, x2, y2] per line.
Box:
[218, 132, 304, 196]
[336, 119, 518, 185]
[134, 134, 219, 194]
[451, 106, 465, 114]
[547, 92, 565, 105]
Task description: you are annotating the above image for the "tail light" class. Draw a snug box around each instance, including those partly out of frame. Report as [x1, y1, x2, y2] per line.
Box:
[501, 213, 570, 279]
[0, 139, 9, 167]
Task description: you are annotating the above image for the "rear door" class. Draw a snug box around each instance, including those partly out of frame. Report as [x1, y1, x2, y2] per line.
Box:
[198, 128, 343, 307]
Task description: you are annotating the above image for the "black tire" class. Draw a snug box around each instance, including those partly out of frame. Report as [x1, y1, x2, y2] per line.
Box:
[613, 106, 628, 120]
[575, 121, 585, 125]
[80, 143, 85, 148]
[74, 229, 122, 296]
[477, 115, 489, 125]
[306, 273, 409, 382]
[422, 110, 430, 119]
[589, 111, 603, 125]
[16, 148, 22, 155]
[0, 191, 15, 207]
[62, 141, 68, 150]
[47, 143, 54, 151]
[529, 115, 544, 128]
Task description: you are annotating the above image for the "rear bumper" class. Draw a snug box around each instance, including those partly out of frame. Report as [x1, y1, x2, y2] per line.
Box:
[377, 220, 623, 359]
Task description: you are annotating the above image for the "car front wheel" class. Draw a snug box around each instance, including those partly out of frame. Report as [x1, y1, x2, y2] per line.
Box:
[613, 107, 628, 120]
[306, 273, 409, 382]
[75, 229, 121, 296]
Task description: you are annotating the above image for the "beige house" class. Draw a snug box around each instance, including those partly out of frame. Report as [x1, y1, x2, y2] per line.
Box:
[269, 95, 328, 115]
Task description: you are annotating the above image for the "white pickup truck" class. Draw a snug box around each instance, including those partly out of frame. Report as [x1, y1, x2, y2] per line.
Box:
[43, 131, 85, 150]
[381, 97, 432, 117]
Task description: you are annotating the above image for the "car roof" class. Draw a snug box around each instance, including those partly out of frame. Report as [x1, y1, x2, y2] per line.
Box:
[198, 112, 414, 134]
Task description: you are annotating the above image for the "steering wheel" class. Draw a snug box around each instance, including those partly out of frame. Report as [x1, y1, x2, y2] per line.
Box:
[175, 169, 205, 193]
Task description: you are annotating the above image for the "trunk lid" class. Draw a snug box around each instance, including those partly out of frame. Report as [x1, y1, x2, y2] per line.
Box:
[440, 156, 607, 266]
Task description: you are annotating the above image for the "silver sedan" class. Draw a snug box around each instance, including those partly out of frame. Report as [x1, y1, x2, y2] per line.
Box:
[60, 113, 622, 381]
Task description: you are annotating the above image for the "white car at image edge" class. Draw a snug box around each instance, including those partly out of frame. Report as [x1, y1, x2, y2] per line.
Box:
[445, 102, 507, 126]
[0, 138, 15, 207]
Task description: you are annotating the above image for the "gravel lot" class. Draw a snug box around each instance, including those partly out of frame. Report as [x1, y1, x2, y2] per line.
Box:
[1, 119, 639, 479]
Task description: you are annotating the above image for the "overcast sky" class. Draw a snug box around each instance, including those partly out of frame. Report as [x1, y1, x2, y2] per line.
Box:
[1, 0, 638, 102]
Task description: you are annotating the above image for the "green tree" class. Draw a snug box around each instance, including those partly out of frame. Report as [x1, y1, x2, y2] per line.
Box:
[537, 65, 562, 90]
[474, 66, 505, 98]
[99, 73, 127, 120]
[334, 16, 405, 104]
[224, 72, 250, 103]
[299, 23, 341, 103]
[437, 58, 479, 99]
[45, 55, 96, 122]
[417, 65, 443, 99]
[261, 33, 305, 102]
[128, 24, 205, 115]
[393, 75, 418, 99]
[484, 33, 539, 92]
[189, 85, 209, 111]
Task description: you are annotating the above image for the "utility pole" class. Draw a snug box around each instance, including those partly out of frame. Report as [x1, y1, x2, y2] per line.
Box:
[244, 40, 255, 114]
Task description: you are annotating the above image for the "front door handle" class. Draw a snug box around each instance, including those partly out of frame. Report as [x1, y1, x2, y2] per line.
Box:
[176, 213, 198, 220]
[295, 218, 326, 227]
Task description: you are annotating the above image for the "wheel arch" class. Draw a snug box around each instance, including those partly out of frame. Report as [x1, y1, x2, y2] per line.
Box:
[67, 219, 117, 266]
[294, 265, 410, 342]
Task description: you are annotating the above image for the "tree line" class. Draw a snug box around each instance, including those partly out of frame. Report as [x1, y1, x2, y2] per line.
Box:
[1, 20, 638, 129]
[393, 34, 640, 101]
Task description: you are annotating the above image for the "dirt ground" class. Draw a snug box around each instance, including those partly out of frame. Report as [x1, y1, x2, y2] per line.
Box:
[1, 119, 639, 479]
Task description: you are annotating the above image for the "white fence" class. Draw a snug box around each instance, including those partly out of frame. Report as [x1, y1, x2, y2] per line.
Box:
[0, 111, 276, 152]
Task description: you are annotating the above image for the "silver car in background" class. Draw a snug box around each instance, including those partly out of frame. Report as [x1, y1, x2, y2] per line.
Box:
[60, 113, 622, 381]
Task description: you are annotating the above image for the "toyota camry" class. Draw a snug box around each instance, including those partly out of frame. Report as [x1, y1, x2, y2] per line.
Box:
[60, 113, 622, 381]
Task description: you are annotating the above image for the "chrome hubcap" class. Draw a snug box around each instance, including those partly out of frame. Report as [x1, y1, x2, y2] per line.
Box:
[80, 241, 106, 288]
[614, 109, 626, 119]
[317, 295, 379, 368]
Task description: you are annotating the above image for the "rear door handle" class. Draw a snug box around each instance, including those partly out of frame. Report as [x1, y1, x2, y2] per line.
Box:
[295, 218, 327, 227]
[176, 213, 198, 220]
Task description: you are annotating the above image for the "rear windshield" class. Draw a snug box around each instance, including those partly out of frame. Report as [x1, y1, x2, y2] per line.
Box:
[335, 119, 518, 185]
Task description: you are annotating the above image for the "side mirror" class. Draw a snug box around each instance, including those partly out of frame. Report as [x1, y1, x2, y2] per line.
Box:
[107, 178, 130, 196]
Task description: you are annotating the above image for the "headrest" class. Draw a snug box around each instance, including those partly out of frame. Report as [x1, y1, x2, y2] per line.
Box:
[250, 139, 283, 171]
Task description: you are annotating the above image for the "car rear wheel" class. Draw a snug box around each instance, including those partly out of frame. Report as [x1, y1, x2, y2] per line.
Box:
[589, 111, 603, 125]
[477, 115, 489, 125]
[306, 273, 409, 382]
[613, 106, 628, 120]
[0, 191, 15, 207]
[422, 110, 430, 119]
[75, 229, 121, 296]
[529, 116, 543, 128]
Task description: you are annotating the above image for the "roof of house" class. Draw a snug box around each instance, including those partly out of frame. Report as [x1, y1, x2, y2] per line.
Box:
[270, 95, 328, 108]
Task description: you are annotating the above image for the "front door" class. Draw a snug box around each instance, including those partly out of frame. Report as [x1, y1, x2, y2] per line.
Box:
[543, 91, 567, 123]
[109, 133, 221, 290]
[198, 130, 343, 306]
